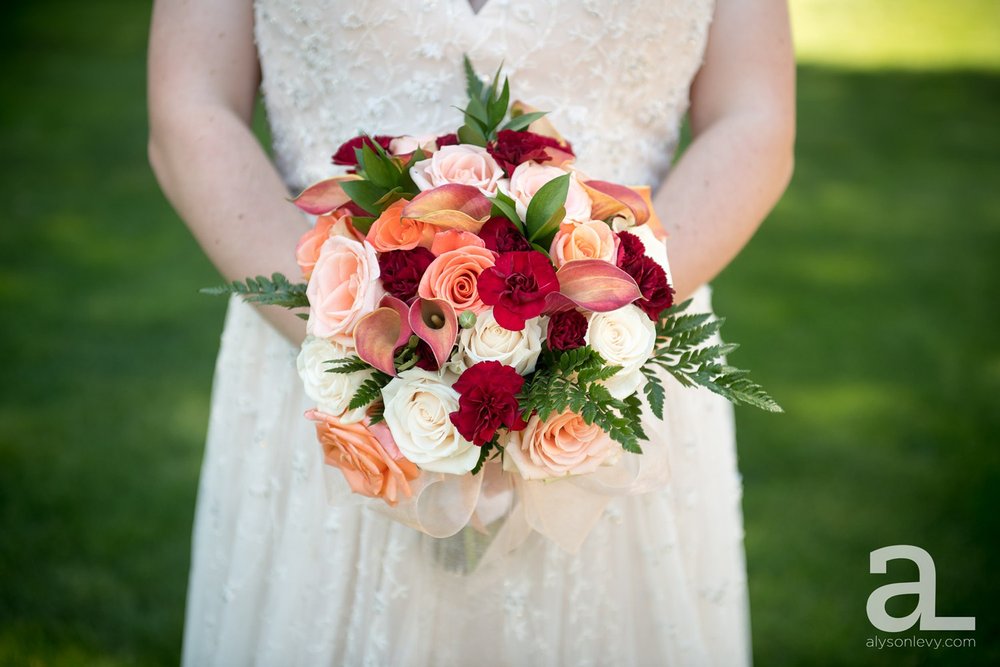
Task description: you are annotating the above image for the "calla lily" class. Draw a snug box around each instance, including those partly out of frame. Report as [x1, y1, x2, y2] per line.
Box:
[408, 298, 458, 369]
[379, 296, 414, 349]
[290, 175, 358, 215]
[582, 180, 651, 226]
[354, 307, 405, 376]
[554, 260, 641, 312]
[401, 184, 492, 232]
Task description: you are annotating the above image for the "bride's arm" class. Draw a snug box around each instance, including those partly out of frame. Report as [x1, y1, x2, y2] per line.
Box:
[654, 0, 796, 300]
[147, 0, 308, 345]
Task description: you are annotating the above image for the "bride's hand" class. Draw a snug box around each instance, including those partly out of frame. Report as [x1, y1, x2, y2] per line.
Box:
[147, 0, 309, 346]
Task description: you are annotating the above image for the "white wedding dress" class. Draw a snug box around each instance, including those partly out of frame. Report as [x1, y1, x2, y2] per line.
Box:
[182, 1, 752, 665]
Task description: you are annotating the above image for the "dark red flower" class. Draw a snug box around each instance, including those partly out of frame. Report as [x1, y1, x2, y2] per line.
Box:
[449, 361, 527, 446]
[331, 135, 394, 169]
[487, 130, 574, 176]
[626, 256, 674, 320]
[479, 216, 531, 253]
[435, 133, 459, 147]
[547, 309, 589, 351]
[477, 251, 559, 331]
[378, 248, 436, 303]
[616, 231, 646, 272]
[412, 339, 440, 372]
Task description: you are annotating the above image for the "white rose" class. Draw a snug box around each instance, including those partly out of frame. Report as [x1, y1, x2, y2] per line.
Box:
[508, 161, 592, 223]
[585, 305, 656, 399]
[409, 144, 505, 194]
[626, 223, 673, 284]
[381, 368, 479, 474]
[296, 336, 372, 423]
[460, 310, 543, 375]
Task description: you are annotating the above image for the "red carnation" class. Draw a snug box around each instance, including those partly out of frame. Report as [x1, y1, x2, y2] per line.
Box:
[487, 130, 574, 176]
[616, 231, 646, 272]
[479, 216, 531, 253]
[331, 135, 394, 169]
[627, 256, 675, 320]
[435, 133, 459, 147]
[477, 251, 559, 331]
[378, 248, 436, 303]
[547, 309, 588, 351]
[449, 361, 527, 446]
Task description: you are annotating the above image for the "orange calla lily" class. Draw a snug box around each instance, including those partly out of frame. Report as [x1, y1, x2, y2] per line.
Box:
[401, 184, 492, 232]
[290, 175, 359, 215]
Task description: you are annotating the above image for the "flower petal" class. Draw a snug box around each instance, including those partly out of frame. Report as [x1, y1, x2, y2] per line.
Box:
[555, 260, 641, 312]
[353, 308, 403, 376]
[582, 180, 650, 226]
[290, 176, 359, 215]
[408, 298, 458, 368]
[401, 184, 492, 232]
[379, 295, 413, 349]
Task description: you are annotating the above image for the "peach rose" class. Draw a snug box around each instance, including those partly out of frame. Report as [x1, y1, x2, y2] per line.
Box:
[503, 410, 621, 480]
[549, 220, 618, 267]
[296, 212, 360, 279]
[410, 144, 505, 194]
[366, 199, 436, 252]
[430, 229, 486, 256]
[306, 235, 386, 346]
[307, 409, 420, 506]
[417, 246, 495, 313]
[508, 161, 592, 223]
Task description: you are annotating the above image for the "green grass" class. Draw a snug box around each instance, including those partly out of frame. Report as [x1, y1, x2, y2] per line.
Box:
[1, 1, 998, 665]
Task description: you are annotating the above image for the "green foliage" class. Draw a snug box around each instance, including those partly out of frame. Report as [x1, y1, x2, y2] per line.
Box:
[642, 300, 782, 416]
[489, 189, 524, 232]
[524, 173, 569, 246]
[340, 141, 425, 216]
[200, 273, 308, 309]
[347, 370, 393, 411]
[459, 55, 548, 145]
[471, 436, 503, 475]
[325, 355, 373, 374]
[519, 346, 645, 453]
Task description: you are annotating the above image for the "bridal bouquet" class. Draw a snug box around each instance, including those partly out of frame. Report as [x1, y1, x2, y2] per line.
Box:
[207, 59, 779, 524]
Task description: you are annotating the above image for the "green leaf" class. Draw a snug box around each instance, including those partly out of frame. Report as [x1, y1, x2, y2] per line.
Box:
[350, 216, 376, 235]
[347, 371, 392, 411]
[501, 111, 547, 133]
[325, 356, 373, 374]
[488, 78, 510, 128]
[489, 190, 524, 230]
[340, 180, 389, 215]
[201, 273, 308, 309]
[457, 123, 488, 147]
[358, 141, 398, 190]
[463, 54, 484, 100]
[524, 173, 569, 242]
[528, 205, 565, 247]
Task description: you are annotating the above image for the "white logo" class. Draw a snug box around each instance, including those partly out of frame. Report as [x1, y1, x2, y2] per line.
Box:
[867, 545, 975, 632]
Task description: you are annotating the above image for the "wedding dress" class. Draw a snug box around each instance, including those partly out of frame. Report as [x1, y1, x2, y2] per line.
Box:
[182, 1, 752, 665]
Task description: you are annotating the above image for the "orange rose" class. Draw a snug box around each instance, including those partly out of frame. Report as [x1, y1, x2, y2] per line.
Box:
[417, 246, 496, 313]
[430, 229, 486, 256]
[365, 199, 436, 252]
[306, 409, 420, 506]
[503, 410, 621, 480]
[549, 220, 618, 267]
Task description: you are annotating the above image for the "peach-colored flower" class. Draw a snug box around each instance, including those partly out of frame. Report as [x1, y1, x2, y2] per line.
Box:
[417, 246, 496, 313]
[430, 229, 486, 256]
[508, 161, 592, 223]
[306, 235, 386, 346]
[366, 199, 436, 252]
[549, 220, 618, 267]
[410, 144, 505, 194]
[296, 211, 361, 279]
[503, 410, 621, 480]
[307, 409, 420, 506]
[389, 134, 439, 156]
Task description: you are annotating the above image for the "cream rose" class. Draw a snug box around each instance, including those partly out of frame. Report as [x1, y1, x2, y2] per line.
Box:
[306, 236, 385, 346]
[409, 144, 505, 194]
[585, 305, 656, 399]
[381, 368, 479, 474]
[459, 310, 543, 375]
[549, 220, 618, 267]
[503, 410, 622, 480]
[508, 162, 592, 223]
[297, 336, 373, 423]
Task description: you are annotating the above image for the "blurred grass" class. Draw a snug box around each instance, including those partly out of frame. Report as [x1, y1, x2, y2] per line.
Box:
[0, 0, 998, 665]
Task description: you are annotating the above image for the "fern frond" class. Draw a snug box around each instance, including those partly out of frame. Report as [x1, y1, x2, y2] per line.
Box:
[201, 273, 308, 309]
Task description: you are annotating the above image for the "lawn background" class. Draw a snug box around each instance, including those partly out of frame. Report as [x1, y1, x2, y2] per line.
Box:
[1, 1, 998, 665]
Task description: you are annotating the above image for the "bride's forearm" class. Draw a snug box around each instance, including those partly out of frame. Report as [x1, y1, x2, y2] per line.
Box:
[654, 113, 794, 301]
[149, 105, 309, 346]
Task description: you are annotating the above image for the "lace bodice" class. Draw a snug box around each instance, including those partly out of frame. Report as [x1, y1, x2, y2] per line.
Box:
[254, 0, 715, 191]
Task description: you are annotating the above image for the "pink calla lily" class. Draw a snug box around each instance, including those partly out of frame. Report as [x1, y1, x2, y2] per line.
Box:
[582, 180, 651, 226]
[554, 260, 641, 312]
[408, 298, 458, 369]
[290, 176, 358, 215]
[379, 296, 414, 349]
[401, 184, 492, 232]
[354, 308, 405, 376]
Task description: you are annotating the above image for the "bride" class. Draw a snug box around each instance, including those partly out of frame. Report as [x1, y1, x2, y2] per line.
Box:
[148, 0, 794, 664]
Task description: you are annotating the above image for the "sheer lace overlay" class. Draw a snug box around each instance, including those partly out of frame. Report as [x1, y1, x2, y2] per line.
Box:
[183, 1, 752, 665]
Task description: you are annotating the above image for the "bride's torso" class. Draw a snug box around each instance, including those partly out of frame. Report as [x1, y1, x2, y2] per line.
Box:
[253, 0, 715, 190]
